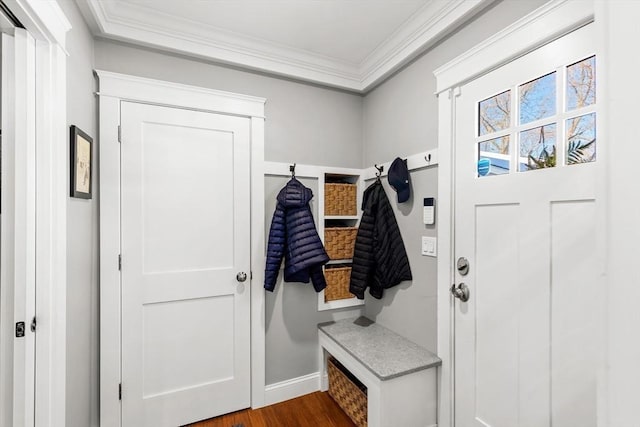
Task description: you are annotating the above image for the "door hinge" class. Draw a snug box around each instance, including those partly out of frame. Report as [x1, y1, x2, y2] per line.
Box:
[119, 383, 122, 400]
[30, 316, 37, 333]
[250, 271, 253, 280]
[117, 125, 121, 143]
[118, 254, 122, 271]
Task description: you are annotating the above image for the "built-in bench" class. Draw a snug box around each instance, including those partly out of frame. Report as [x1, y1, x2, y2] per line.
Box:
[318, 316, 441, 427]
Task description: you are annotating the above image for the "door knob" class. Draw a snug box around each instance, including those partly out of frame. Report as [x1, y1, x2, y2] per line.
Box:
[236, 272, 248, 283]
[451, 283, 470, 302]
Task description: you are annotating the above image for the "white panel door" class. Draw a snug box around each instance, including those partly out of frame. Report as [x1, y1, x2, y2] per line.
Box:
[454, 24, 599, 427]
[121, 102, 251, 427]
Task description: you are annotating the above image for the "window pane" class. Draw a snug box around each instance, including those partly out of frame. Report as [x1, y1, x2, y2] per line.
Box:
[479, 90, 511, 136]
[519, 124, 557, 171]
[566, 113, 596, 165]
[519, 72, 556, 125]
[567, 56, 596, 111]
[478, 136, 510, 177]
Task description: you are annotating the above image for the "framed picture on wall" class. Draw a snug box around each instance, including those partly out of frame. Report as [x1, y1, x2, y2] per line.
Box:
[70, 125, 93, 199]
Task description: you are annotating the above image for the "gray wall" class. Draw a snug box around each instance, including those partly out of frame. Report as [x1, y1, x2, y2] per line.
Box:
[94, 39, 363, 168]
[264, 176, 362, 384]
[59, 0, 99, 426]
[362, 0, 547, 349]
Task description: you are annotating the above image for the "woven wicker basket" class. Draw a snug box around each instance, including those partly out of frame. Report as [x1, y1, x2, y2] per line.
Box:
[325, 227, 357, 260]
[325, 183, 357, 216]
[324, 266, 353, 302]
[328, 357, 367, 427]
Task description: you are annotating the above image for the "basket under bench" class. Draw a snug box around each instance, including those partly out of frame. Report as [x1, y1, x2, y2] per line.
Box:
[318, 317, 442, 427]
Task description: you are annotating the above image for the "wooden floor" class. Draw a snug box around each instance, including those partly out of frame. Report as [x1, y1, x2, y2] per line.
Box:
[187, 392, 356, 427]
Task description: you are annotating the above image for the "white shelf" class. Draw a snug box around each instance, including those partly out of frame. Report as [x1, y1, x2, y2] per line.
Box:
[326, 259, 353, 265]
[325, 215, 359, 221]
[319, 297, 364, 311]
[320, 170, 363, 312]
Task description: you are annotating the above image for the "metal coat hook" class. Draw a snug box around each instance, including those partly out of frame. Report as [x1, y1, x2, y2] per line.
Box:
[374, 164, 384, 181]
[425, 153, 432, 163]
[289, 163, 296, 178]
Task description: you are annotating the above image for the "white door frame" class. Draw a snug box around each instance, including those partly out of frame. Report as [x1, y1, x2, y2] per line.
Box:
[0, 1, 70, 426]
[433, 1, 606, 426]
[96, 70, 267, 427]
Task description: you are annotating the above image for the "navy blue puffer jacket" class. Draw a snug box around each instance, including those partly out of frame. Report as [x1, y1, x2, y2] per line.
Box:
[264, 178, 330, 292]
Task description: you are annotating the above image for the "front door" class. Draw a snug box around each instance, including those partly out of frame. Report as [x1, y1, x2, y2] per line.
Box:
[453, 24, 599, 426]
[120, 102, 251, 426]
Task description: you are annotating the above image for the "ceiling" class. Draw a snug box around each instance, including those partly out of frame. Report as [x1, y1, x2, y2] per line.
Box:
[78, 0, 495, 93]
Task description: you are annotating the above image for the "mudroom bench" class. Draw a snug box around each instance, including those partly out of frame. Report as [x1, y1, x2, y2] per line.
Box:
[318, 317, 441, 427]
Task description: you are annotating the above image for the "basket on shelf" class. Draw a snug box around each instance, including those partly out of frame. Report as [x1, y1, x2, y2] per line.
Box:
[328, 356, 367, 427]
[324, 266, 353, 302]
[324, 227, 357, 260]
[325, 183, 357, 216]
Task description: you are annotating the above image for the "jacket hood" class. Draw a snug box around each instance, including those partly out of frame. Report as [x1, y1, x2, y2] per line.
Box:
[277, 178, 313, 208]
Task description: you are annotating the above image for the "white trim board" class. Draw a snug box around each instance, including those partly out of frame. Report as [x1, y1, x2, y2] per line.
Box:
[264, 372, 321, 407]
[97, 71, 267, 425]
[0, 3, 70, 426]
[433, 1, 597, 426]
[5, 0, 71, 49]
[95, 70, 266, 118]
[362, 149, 438, 181]
[80, 0, 495, 93]
[433, 0, 594, 94]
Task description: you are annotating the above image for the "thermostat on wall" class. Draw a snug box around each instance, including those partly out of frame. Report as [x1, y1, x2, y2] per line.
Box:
[423, 198, 435, 225]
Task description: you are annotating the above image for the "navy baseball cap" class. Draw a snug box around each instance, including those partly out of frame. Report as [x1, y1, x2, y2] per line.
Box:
[388, 157, 411, 203]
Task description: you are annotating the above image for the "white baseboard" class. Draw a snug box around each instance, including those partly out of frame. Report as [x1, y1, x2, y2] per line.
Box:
[264, 372, 321, 406]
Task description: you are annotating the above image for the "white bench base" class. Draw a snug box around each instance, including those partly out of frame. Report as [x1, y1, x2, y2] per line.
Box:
[319, 331, 438, 427]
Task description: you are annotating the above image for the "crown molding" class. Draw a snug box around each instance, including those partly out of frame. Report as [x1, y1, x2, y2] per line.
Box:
[81, 0, 495, 93]
[359, 0, 491, 91]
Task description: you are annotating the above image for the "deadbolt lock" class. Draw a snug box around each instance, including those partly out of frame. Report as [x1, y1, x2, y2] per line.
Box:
[457, 257, 469, 276]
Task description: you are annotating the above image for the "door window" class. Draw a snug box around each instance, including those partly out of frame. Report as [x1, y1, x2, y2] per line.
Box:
[476, 55, 597, 177]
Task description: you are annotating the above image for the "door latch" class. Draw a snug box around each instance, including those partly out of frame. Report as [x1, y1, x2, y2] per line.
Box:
[451, 283, 470, 302]
[15, 322, 25, 338]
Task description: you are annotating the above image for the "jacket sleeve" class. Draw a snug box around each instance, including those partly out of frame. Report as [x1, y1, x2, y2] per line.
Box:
[264, 203, 286, 291]
[349, 206, 375, 299]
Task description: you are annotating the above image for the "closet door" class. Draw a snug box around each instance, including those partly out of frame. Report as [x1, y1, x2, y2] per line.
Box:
[120, 102, 251, 427]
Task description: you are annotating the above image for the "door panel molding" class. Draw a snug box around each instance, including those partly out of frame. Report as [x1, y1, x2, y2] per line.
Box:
[434, 1, 603, 426]
[97, 71, 265, 427]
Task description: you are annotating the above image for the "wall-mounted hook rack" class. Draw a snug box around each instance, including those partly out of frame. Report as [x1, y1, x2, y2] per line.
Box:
[363, 149, 439, 181]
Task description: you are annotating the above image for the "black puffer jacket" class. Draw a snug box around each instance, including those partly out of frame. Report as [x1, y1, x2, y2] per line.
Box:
[349, 180, 412, 299]
[264, 178, 330, 292]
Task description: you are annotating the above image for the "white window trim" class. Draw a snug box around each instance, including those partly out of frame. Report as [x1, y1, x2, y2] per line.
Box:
[433, 1, 604, 426]
[96, 70, 267, 426]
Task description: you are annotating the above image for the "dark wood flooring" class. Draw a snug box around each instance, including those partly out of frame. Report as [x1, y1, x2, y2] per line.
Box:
[187, 392, 356, 427]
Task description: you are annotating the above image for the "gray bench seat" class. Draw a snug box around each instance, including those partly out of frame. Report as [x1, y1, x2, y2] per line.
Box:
[318, 316, 441, 380]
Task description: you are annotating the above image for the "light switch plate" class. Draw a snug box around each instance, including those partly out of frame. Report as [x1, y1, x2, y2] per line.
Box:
[422, 236, 437, 257]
